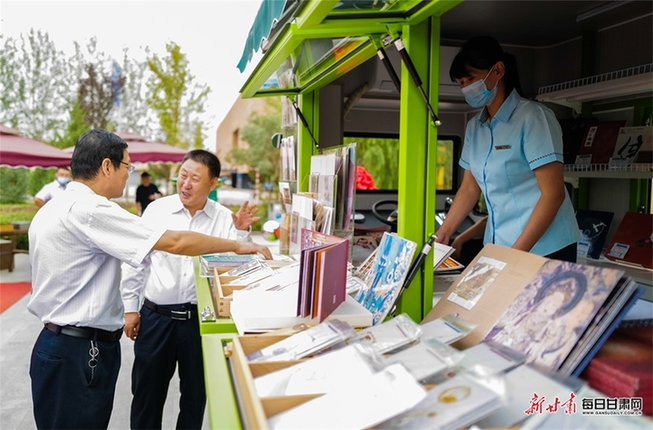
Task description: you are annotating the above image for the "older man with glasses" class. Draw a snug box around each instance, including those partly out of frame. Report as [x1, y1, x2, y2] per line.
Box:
[27, 129, 271, 430]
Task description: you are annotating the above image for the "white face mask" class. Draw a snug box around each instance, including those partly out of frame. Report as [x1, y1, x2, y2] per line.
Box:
[461, 65, 498, 108]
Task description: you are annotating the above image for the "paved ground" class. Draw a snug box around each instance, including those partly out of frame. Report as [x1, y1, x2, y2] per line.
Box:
[0, 254, 209, 430]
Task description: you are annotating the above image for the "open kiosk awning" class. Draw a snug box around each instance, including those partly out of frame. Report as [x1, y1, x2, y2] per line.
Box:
[238, 0, 462, 98]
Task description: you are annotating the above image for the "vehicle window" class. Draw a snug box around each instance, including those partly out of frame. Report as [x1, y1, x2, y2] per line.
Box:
[344, 134, 460, 192]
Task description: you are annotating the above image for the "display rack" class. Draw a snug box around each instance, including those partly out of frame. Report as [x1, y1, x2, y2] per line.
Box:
[563, 163, 653, 179]
[194, 258, 237, 335]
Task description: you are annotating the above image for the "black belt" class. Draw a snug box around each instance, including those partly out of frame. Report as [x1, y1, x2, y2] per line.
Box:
[45, 323, 123, 342]
[143, 298, 197, 321]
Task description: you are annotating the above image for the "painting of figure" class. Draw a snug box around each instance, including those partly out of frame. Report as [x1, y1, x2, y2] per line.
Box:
[485, 260, 623, 370]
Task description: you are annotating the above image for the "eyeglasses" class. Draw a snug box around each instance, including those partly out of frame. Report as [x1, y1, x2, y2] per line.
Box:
[120, 161, 135, 174]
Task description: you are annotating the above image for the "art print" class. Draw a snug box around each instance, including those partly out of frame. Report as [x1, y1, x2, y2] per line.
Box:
[447, 256, 506, 310]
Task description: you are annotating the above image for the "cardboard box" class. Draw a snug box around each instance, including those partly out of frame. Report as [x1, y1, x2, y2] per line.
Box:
[227, 334, 320, 429]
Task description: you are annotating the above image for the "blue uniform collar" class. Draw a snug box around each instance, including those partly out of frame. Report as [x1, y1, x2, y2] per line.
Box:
[478, 89, 521, 125]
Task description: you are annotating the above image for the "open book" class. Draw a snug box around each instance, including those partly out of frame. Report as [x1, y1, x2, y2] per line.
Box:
[424, 244, 643, 376]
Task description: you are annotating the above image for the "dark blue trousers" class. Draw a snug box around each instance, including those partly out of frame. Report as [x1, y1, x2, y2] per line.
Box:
[130, 305, 205, 430]
[30, 327, 121, 429]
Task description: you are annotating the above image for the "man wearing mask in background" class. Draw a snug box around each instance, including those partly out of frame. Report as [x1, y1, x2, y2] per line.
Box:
[121, 149, 260, 429]
[33, 166, 71, 209]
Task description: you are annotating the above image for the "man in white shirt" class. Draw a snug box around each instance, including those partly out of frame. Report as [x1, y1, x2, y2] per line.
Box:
[33, 166, 71, 208]
[121, 149, 260, 429]
[28, 130, 271, 430]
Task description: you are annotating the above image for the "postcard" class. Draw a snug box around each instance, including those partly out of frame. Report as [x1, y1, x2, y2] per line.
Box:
[447, 256, 507, 310]
[355, 233, 417, 325]
[377, 374, 502, 430]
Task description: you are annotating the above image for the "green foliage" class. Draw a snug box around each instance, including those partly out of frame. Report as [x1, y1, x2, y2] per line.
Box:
[0, 168, 29, 203]
[0, 210, 35, 225]
[228, 98, 282, 185]
[146, 42, 210, 149]
[50, 99, 90, 149]
[344, 137, 455, 190]
[0, 205, 37, 251]
[345, 136, 400, 189]
[28, 168, 55, 196]
[224, 203, 268, 232]
[1, 32, 155, 146]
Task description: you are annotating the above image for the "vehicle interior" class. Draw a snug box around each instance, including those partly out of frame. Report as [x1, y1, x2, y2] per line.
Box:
[238, 0, 652, 316]
[310, 0, 653, 264]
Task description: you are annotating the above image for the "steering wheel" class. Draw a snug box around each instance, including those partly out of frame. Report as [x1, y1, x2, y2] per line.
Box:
[371, 200, 398, 231]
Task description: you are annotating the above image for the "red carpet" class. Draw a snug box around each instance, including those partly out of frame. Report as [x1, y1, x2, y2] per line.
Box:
[0, 282, 31, 313]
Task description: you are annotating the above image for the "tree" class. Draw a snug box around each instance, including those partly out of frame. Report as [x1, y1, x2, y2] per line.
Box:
[111, 47, 157, 137]
[77, 62, 124, 130]
[28, 168, 56, 197]
[0, 30, 70, 141]
[146, 42, 210, 149]
[227, 98, 282, 185]
[50, 99, 90, 149]
[346, 136, 400, 190]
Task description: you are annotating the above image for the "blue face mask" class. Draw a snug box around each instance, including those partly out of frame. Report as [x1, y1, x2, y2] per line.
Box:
[56, 176, 70, 186]
[461, 65, 498, 108]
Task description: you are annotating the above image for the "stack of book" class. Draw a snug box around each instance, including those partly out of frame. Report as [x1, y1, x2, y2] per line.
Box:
[424, 244, 644, 377]
[582, 328, 653, 415]
[297, 229, 349, 322]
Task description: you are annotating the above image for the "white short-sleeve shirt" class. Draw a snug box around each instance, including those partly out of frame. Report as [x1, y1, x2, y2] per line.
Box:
[28, 182, 167, 331]
[34, 179, 67, 203]
[120, 195, 249, 312]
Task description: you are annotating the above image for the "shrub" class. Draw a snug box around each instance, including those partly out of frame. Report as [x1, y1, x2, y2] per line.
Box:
[0, 167, 29, 203]
[29, 168, 56, 196]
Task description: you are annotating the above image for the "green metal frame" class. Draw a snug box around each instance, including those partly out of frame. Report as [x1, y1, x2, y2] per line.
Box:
[194, 258, 237, 335]
[241, 0, 462, 98]
[394, 17, 440, 320]
[239, 0, 461, 321]
[202, 334, 242, 428]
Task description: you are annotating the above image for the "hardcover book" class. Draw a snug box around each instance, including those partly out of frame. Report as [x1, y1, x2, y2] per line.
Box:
[483, 259, 635, 372]
[575, 209, 614, 259]
[604, 212, 653, 270]
[297, 228, 349, 321]
[612, 126, 653, 164]
[559, 117, 599, 165]
[424, 244, 643, 376]
[575, 120, 626, 165]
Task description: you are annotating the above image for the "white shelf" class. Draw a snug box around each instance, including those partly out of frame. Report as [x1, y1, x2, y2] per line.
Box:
[536, 64, 653, 112]
[563, 163, 653, 179]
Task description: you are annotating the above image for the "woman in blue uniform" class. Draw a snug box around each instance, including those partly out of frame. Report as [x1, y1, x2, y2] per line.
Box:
[436, 36, 580, 262]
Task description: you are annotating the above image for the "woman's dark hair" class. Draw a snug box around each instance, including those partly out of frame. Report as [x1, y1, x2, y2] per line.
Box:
[71, 129, 128, 180]
[181, 149, 221, 179]
[449, 35, 524, 98]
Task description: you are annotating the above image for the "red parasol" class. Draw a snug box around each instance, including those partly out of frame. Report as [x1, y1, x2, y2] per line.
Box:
[0, 124, 72, 168]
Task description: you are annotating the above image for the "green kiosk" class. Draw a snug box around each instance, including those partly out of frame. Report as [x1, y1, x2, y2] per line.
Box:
[193, 1, 653, 427]
[195, 1, 460, 427]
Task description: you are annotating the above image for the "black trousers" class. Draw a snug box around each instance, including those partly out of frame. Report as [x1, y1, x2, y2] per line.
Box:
[545, 242, 578, 263]
[130, 305, 205, 430]
[30, 327, 121, 429]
